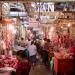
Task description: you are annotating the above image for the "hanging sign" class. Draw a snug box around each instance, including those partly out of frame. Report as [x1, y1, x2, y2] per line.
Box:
[31, 2, 54, 12]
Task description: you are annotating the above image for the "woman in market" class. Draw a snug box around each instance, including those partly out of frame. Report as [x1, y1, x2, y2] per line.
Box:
[15, 50, 31, 75]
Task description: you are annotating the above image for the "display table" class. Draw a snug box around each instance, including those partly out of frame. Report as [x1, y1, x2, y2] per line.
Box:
[54, 52, 74, 75]
[14, 45, 25, 51]
[0, 67, 16, 75]
[0, 71, 10, 75]
[0, 55, 17, 75]
[0, 67, 16, 72]
[0, 55, 17, 68]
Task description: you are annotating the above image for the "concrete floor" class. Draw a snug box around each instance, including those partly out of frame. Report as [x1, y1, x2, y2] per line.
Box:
[29, 56, 52, 75]
[30, 65, 52, 75]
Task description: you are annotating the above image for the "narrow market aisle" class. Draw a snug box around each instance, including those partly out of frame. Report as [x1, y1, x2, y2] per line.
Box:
[30, 65, 52, 75]
[29, 57, 52, 75]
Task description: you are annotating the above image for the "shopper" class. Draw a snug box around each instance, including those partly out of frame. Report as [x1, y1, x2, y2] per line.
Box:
[28, 41, 37, 69]
[15, 50, 31, 75]
[42, 39, 50, 66]
[34, 39, 40, 53]
[20, 37, 25, 47]
[25, 38, 31, 49]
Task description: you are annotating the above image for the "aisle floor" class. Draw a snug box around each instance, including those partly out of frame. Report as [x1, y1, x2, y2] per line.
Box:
[30, 65, 52, 75]
[29, 57, 52, 75]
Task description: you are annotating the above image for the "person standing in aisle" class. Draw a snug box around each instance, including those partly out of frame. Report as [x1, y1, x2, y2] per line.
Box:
[25, 38, 31, 49]
[20, 37, 25, 47]
[42, 39, 51, 67]
[28, 41, 37, 69]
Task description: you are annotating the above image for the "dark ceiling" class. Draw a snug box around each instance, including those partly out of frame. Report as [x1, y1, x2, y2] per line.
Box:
[0, 0, 75, 2]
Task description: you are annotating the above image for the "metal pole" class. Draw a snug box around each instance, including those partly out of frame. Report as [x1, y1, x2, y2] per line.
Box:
[38, 0, 40, 28]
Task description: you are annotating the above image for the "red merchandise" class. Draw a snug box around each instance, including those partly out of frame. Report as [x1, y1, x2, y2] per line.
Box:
[6, 29, 13, 50]
[54, 52, 74, 75]
[70, 46, 75, 56]
[0, 55, 17, 68]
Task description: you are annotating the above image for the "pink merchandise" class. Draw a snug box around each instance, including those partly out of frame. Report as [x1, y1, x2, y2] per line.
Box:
[0, 55, 17, 69]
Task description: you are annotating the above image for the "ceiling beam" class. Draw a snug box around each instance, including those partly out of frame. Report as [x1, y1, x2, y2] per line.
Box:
[0, 0, 75, 3]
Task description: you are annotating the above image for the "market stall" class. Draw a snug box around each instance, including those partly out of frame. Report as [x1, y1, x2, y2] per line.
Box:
[54, 52, 74, 75]
[0, 1, 75, 75]
[0, 55, 17, 75]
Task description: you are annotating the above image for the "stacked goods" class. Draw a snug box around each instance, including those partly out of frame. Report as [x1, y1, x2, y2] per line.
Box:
[59, 51, 73, 59]
[0, 55, 17, 68]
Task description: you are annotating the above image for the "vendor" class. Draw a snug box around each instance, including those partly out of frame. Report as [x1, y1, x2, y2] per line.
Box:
[0, 39, 6, 55]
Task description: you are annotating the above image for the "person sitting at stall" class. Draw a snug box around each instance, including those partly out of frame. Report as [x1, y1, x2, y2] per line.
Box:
[15, 50, 31, 75]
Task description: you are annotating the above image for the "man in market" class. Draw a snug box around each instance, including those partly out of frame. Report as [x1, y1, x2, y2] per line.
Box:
[42, 38, 51, 68]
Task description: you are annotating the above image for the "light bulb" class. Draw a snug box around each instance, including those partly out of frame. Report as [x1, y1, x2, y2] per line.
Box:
[41, 32, 43, 35]
[61, 26, 63, 28]
[50, 27, 54, 32]
[13, 29, 17, 34]
[8, 25, 14, 30]
[67, 23, 71, 27]
[31, 3, 35, 7]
